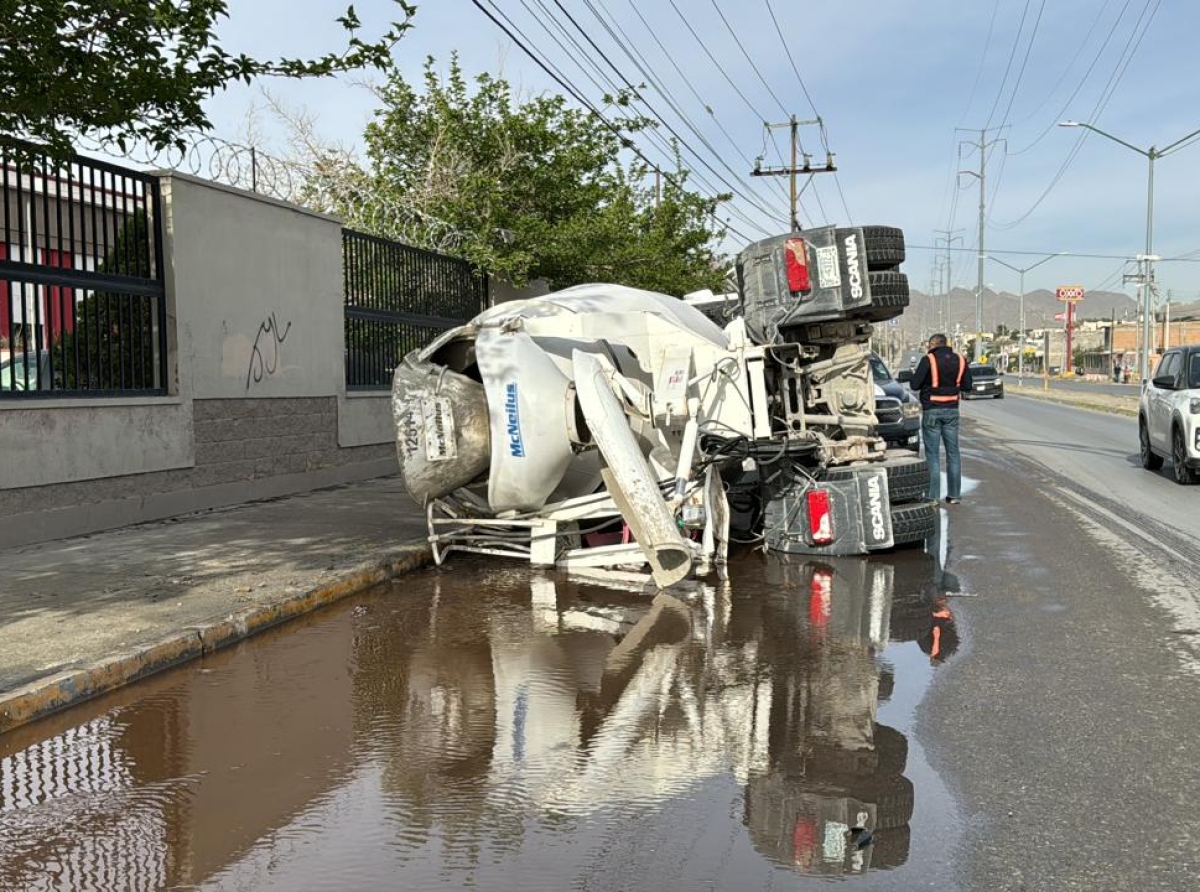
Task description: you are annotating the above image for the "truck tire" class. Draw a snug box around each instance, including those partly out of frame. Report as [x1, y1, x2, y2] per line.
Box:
[890, 500, 937, 547]
[862, 271, 910, 322]
[819, 453, 928, 505]
[860, 225, 906, 270]
[837, 225, 906, 271]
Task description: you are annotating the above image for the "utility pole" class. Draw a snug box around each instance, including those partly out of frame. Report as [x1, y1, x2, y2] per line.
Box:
[934, 228, 963, 335]
[752, 117, 837, 231]
[1058, 120, 1200, 381]
[957, 127, 1006, 361]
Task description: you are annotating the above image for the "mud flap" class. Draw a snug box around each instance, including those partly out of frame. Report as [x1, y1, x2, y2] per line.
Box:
[763, 466, 893, 556]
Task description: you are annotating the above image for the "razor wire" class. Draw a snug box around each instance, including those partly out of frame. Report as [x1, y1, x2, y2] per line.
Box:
[73, 131, 468, 254]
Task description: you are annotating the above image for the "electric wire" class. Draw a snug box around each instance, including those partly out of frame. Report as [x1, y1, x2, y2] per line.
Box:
[983, 0, 1033, 130]
[467, 0, 759, 242]
[1008, 0, 1136, 155]
[578, 0, 795, 215]
[616, 0, 788, 211]
[513, 0, 781, 239]
[908, 244, 1200, 262]
[957, 0, 1002, 127]
[1010, 0, 1116, 128]
[521, 0, 780, 235]
[662, 0, 773, 126]
[759, 0, 852, 223]
[706, 0, 789, 119]
[994, 0, 1047, 134]
[543, 0, 789, 228]
[991, 0, 1162, 230]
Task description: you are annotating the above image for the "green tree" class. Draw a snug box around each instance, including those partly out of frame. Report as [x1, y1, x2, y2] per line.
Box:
[0, 0, 415, 158]
[309, 57, 729, 294]
[54, 212, 159, 391]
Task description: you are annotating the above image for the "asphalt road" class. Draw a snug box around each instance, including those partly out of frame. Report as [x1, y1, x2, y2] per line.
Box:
[922, 394, 1200, 891]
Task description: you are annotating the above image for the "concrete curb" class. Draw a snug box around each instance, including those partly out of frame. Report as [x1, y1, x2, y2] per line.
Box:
[0, 544, 433, 736]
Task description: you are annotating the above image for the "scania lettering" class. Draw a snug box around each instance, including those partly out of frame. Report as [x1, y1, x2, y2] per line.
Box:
[844, 233, 863, 299]
[867, 475, 887, 542]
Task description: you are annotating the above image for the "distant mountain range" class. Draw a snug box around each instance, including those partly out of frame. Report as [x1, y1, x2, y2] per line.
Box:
[895, 286, 1150, 338]
[898, 285, 1200, 333]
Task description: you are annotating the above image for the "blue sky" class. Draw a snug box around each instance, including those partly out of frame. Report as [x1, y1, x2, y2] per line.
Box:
[205, 0, 1200, 299]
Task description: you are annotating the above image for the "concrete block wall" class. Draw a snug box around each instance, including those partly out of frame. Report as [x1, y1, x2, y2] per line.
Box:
[0, 174, 400, 549]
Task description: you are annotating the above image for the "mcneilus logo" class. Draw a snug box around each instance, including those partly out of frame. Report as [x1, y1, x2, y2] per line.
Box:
[505, 382, 525, 457]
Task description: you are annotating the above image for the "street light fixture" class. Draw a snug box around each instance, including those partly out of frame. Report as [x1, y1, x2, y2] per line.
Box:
[1058, 120, 1200, 383]
[988, 252, 1067, 385]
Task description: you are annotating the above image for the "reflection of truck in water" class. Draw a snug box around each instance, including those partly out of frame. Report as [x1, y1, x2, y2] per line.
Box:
[392, 226, 936, 586]
[352, 550, 941, 878]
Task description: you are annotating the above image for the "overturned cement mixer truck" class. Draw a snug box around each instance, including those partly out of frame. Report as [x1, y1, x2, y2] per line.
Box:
[391, 225, 935, 588]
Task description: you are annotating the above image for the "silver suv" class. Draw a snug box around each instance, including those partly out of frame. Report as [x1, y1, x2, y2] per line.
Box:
[1138, 345, 1200, 484]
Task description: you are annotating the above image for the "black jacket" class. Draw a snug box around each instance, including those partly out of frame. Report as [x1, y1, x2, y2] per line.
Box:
[909, 346, 973, 409]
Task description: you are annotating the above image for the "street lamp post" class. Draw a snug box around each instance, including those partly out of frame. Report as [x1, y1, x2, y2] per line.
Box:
[988, 253, 1066, 387]
[1058, 120, 1200, 383]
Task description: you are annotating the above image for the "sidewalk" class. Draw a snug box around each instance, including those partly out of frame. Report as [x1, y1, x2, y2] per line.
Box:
[0, 476, 430, 734]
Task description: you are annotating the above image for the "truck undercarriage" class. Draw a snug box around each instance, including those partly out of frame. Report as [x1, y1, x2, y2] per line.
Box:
[392, 226, 935, 588]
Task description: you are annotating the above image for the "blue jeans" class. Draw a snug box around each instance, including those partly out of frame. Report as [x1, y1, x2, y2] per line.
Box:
[922, 407, 962, 501]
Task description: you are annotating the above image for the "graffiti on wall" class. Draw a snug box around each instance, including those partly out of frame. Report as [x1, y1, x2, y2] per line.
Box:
[245, 312, 293, 391]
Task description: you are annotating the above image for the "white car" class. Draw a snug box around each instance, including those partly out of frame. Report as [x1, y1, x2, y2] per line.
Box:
[1138, 345, 1200, 484]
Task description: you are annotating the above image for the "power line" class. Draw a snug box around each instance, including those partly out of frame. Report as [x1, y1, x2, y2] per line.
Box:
[706, 0, 790, 119]
[607, 0, 793, 212]
[467, 0, 760, 242]
[991, 0, 1161, 230]
[957, 0, 1002, 127]
[506, 0, 778, 237]
[982, 0, 1032, 130]
[994, 0, 1047, 132]
[1008, 0, 1137, 155]
[662, 0, 774, 126]
[1010, 0, 1117, 128]
[762, 0, 820, 120]
[542, 0, 789, 228]
[907, 244, 1200, 262]
[576, 0, 793, 216]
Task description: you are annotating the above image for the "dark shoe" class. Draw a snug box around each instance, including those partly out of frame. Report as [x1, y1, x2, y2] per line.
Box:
[945, 497, 961, 505]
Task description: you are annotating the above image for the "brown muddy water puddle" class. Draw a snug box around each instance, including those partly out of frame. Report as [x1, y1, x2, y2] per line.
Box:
[0, 546, 964, 891]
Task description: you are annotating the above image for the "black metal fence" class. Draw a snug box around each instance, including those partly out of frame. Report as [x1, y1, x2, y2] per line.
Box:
[343, 229, 487, 390]
[1, 145, 166, 397]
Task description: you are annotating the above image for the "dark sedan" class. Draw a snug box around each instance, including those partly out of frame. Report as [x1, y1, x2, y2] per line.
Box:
[964, 364, 1004, 399]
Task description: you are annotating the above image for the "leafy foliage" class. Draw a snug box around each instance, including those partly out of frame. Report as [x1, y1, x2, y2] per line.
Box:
[57, 212, 159, 391]
[313, 58, 729, 294]
[0, 0, 415, 158]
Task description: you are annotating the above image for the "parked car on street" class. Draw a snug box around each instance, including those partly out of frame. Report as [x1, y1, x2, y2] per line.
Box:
[870, 353, 921, 450]
[1138, 344, 1200, 485]
[964, 363, 1004, 399]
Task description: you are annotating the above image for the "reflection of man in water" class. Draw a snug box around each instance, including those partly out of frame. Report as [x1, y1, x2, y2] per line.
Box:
[918, 596, 959, 664]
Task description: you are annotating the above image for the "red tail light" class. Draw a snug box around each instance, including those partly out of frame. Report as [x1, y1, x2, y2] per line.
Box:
[784, 238, 810, 293]
[806, 488, 834, 545]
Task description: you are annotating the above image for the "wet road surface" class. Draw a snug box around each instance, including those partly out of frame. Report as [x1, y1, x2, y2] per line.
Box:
[1, 551, 962, 891]
[6, 396, 1200, 891]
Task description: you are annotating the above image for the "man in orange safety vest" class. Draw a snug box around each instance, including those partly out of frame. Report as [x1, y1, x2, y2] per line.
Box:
[908, 334, 973, 504]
